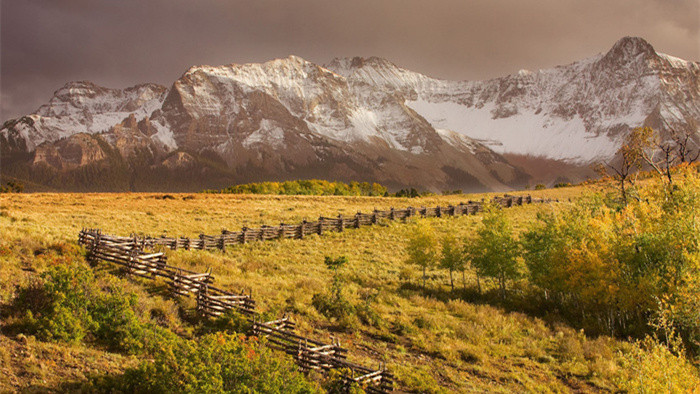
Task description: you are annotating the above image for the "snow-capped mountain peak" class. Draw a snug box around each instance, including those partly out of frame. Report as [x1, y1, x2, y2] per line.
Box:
[602, 36, 658, 64]
[1, 37, 698, 191]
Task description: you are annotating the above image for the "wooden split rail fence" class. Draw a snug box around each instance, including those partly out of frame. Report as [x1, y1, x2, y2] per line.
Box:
[115, 194, 551, 252]
[78, 229, 393, 392]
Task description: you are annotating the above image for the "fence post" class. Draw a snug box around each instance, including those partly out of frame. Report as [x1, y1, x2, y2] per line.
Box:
[241, 227, 247, 244]
[279, 223, 285, 240]
[436, 206, 442, 218]
[355, 212, 361, 228]
[299, 220, 306, 239]
[318, 217, 324, 235]
[197, 284, 207, 316]
[338, 215, 344, 232]
[127, 248, 138, 276]
[389, 207, 395, 220]
[372, 209, 378, 224]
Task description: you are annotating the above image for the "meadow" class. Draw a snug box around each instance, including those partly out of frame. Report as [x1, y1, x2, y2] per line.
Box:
[1, 178, 698, 392]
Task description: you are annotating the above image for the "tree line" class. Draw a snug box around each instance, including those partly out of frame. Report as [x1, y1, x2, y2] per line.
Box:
[406, 160, 699, 356]
[204, 179, 389, 196]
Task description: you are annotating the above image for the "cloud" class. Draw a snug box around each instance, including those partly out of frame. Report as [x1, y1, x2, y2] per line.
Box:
[1, 0, 698, 121]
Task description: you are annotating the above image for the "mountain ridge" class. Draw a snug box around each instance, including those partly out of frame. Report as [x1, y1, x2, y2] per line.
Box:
[2, 36, 698, 192]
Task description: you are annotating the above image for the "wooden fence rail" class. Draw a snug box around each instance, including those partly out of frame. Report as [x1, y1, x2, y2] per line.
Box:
[111, 194, 551, 252]
[78, 229, 392, 392]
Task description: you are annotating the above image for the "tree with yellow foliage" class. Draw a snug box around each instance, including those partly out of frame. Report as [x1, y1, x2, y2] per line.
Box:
[405, 222, 440, 289]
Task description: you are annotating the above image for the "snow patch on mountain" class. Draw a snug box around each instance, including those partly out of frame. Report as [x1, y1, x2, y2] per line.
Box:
[151, 121, 178, 150]
[243, 119, 285, 149]
[407, 99, 620, 162]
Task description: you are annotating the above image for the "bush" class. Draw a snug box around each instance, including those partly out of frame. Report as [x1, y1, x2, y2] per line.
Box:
[0, 180, 24, 193]
[197, 309, 253, 336]
[312, 256, 357, 326]
[355, 290, 383, 328]
[616, 335, 700, 392]
[312, 256, 383, 330]
[96, 333, 319, 393]
[13, 260, 174, 354]
[312, 292, 356, 323]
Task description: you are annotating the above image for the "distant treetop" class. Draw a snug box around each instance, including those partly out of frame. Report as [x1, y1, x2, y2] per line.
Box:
[203, 179, 388, 196]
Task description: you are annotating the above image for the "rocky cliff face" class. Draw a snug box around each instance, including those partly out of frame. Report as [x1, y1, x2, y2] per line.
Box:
[2, 36, 698, 191]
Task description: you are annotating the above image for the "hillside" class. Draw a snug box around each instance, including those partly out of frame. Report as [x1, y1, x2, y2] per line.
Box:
[1, 173, 698, 392]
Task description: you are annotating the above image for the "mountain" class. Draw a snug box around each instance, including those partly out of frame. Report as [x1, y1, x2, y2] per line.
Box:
[327, 37, 699, 164]
[2, 36, 698, 192]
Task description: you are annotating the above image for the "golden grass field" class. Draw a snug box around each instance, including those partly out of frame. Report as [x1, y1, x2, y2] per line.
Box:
[0, 184, 677, 392]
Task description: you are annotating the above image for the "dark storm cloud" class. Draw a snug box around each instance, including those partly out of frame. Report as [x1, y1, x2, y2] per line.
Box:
[1, 0, 698, 121]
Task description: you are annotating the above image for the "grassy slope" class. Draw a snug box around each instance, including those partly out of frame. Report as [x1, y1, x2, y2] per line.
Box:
[1, 185, 640, 392]
[0, 335, 137, 392]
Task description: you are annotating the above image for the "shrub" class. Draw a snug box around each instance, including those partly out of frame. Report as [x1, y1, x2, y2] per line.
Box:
[322, 369, 364, 393]
[355, 290, 383, 328]
[13, 260, 174, 354]
[0, 180, 24, 193]
[96, 333, 319, 393]
[312, 256, 356, 324]
[616, 335, 700, 392]
[197, 309, 253, 336]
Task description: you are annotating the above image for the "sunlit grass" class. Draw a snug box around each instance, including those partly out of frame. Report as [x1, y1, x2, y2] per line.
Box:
[2, 183, 694, 392]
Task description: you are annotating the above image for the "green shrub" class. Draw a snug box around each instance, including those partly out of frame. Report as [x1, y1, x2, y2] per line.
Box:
[197, 309, 253, 336]
[312, 292, 356, 323]
[13, 259, 174, 354]
[0, 180, 24, 193]
[312, 257, 356, 322]
[355, 290, 383, 328]
[312, 256, 383, 330]
[616, 335, 700, 392]
[97, 333, 319, 393]
[322, 369, 364, 393]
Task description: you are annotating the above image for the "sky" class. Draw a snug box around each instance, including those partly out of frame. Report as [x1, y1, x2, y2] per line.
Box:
[1, 0, 698, 122]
